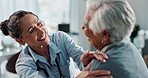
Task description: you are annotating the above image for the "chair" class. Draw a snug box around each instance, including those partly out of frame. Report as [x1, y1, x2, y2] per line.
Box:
[6, 52, 21, 74]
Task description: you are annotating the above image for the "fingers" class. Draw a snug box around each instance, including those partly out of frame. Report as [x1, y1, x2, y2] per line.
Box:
[89, 70, 111, 76]
[81, 50, 108, 65]
[80, 50, 90, 60]
[100, 51, 108, 59]
[91, 76, 113, 78]
[94, 51, 108, 59]
[83, 60, 94, 71]
[80, 60, 113, 78]
[97, 76, 113, 78]
[93, 51, 108, 63]
[81, 50, 94, 65]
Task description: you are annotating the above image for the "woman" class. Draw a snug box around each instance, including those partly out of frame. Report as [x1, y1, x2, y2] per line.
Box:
[81, 0, 148, 78]
[0, 10, 112, 78]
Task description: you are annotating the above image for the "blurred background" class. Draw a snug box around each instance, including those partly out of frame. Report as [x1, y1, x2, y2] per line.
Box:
[0, 0, 148, 78]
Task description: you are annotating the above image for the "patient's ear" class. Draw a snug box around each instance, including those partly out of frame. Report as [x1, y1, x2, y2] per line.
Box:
[15, 38, 25, 45]
[102, 30, 110, 40]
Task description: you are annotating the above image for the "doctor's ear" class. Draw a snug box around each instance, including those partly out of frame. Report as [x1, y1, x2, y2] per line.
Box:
[15, 38, 25, 45]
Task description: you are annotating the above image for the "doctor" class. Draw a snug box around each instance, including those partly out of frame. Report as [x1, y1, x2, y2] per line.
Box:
[0, 10, 112, 78]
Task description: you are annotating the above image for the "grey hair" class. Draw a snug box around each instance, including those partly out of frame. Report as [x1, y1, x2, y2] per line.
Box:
[86, 0, 136, 43]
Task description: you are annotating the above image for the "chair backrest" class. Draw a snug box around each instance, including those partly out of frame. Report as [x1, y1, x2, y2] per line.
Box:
[6, 51, 21, 74]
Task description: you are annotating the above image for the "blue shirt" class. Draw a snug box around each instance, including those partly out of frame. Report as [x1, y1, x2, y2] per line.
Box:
[16, 31, 84, 78]
[90, 41, 148, 78]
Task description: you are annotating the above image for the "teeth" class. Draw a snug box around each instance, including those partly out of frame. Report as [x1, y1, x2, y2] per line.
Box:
[38, 34, 45, 40]
[41, 36, 44, 39]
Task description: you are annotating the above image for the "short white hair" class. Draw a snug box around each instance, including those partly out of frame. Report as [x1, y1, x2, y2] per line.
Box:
[86, 0, 136, 43]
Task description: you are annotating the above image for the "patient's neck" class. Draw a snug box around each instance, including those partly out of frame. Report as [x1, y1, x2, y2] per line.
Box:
[96, 40, 112, 51]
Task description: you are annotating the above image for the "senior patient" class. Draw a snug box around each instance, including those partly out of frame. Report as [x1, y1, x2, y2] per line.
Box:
[0, 10, 112, 78]
[81, 0, 148, 78]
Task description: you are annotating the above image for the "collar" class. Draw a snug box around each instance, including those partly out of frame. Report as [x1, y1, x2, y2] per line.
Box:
[100, 40, 130, 55]
[27, 36, 61, 65]
[101, 43, 115, 52]
[49, 41, 61, 65]
[28, 46, 47, 63]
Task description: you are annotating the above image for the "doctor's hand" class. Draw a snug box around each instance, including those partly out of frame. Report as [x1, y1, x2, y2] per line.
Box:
[81, 50, 108, 66]
[76, 60, 112, 78]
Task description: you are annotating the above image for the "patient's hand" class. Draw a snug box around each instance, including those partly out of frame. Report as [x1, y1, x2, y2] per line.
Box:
[81, 50, 108, 66]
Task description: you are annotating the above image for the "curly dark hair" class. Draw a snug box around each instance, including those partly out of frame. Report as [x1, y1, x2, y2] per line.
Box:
[0, 10, 38, 38]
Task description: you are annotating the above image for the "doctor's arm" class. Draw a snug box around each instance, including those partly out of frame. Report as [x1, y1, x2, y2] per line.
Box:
[76, 60, 112, 78]
[15, 55, 47, 78]
[81, 50, 108, 66]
